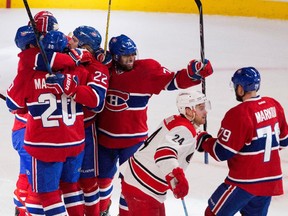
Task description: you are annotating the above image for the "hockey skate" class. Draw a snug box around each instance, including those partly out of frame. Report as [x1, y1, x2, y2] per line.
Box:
[100, 200, 111, 216]
[15, 207, 20, 216]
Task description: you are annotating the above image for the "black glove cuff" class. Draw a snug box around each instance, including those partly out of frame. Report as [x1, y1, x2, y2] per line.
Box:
[197, 133, 212, 152]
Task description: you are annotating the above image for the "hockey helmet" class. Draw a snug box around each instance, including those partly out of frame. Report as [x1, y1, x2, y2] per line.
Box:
[73, 25, 102, 53]
[231, 67, 261, 92]
[176, 90, 210, 115]
[109, 34, 137, 60]
[42, 30, 68, 53]
[14, 25, 37, 51]
[31, 10, 59, 34]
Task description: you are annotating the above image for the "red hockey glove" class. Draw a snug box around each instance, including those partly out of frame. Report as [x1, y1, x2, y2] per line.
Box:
[95, 48, 112, 66]
[62, 73, 78, 97]
[196, 132, 212, 152]
[46, 73, 78, 97]
[187, 59, 213, 80]
[46, 73, 64, 95]
[165, 167, 189, 199]
[68, 48, 93, 65]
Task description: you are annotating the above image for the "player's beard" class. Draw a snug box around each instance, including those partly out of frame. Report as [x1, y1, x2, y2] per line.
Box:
[115, 62, 134, 74]
[124, 62, 134, 71]
[118, 60, 134, 71]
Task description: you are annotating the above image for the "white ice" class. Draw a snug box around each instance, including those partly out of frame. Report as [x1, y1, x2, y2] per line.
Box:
[0, 8, 287, 216]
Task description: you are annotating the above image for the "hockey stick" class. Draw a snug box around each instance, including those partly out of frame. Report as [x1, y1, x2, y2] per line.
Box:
[104, 0, 112, 55]
[22, 0, 53, 75]
[0, 93, 6, 101]
[181, 198, 189, 216]
[194, 0, 209, 164]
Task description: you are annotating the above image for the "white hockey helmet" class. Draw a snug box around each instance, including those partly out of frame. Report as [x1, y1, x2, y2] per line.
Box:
[176, 90, 210, 115]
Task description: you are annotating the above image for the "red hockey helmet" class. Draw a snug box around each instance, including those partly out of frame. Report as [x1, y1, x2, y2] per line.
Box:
[28, 10, 59, 34]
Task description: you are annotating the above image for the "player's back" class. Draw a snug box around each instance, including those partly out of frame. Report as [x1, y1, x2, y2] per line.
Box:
[224, 96, 288, 196]
[6, 62, 91, 163]
[82, 58, 110, 128]
[24, 68, 86, 162]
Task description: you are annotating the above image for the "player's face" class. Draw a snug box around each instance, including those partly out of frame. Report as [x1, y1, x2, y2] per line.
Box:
[118, 54, 136, 71]
[68, 36, 79, 49]
[193, 103, 208, 126]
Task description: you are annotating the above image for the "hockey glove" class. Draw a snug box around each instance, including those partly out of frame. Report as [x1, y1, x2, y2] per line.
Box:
[95, 48, 112, 66]
[187, 59, 213, 80]
[67, 48, 93, 65]
[46, 73, 78, 97]
[62, 73, 78, 97]
[196, 132, 212, 152]
[165, 167, 189, 199]
[46, 73, 65, 95]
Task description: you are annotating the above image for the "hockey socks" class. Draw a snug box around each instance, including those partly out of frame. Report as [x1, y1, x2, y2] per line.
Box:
[98, 178, 113, 212]
[60, 181, 84, 216]
[79, 177, 100, 216]
[119, 193, 129, 216]
[13, 174, 30, 216]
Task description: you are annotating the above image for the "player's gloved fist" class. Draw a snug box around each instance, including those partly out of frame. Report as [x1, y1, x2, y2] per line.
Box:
[45, 73, 65, 95]
[196, 132, 212, 152]
[46, 73, 78, 97]
[165, 167, 189, 199]
[95, 48, 112, 66]
[187, 59, 213, 80]
[62, 74, 78, 97]
[67, 48, 93, 65]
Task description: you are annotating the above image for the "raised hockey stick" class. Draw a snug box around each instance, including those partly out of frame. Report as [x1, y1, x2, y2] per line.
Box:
[181, 198, 189, 216]
[0, 93, 6, 101]
[104, 0, 112, 54]
[22, 0, 53, 75]
[194, 0, 209, 164]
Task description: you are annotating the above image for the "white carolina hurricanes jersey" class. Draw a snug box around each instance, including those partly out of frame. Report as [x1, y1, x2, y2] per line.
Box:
[120, 114, 197, 203]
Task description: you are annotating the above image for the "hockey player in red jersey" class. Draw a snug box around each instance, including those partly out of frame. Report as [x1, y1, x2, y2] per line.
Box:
[11, 11, 62, 216]
[68, 25, 110, 216]
[96, 34, 214, 215]
[120, 90, 210, 215]
[11, 24, 38, 216]
[6, 30, 101, 216]
[196, 67, 288, 216]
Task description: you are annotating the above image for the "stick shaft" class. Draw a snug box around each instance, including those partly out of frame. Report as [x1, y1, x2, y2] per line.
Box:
[195, 0, 208, 164]
[104, 0, 112, 54]
[0, 93, 6, 101]
[181, 198, 189, 216]
[23, 0, 52, 75]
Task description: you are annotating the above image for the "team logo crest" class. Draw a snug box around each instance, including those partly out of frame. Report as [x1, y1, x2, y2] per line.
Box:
[91, 31, 98, 37]
[21, 31, 32, 36]
[106, 89, 130, 111]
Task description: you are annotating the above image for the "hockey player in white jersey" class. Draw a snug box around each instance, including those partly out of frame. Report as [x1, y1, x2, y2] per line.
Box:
[119, 90, 211, 215]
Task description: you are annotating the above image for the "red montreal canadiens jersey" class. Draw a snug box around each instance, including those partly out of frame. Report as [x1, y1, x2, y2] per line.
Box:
[17, 47, 77, 73]
[6, 50, 99, 162]
[9, 48, 77, 131]
[12, 113, 28, 131]
[202, 96, 288, 196]
[19, 48, 109, 128]
[81, 58, 110, 128]
[97, 59, 200, 149]
[120, 115, 196, 203]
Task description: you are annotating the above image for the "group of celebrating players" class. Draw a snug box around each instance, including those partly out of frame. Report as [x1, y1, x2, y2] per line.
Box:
[5, 9, 288, 216]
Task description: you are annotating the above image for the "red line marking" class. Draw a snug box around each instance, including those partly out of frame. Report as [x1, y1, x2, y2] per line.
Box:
[6, 0, 11, 8]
